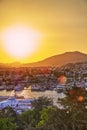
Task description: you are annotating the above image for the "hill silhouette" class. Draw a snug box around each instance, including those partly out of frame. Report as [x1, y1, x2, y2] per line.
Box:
[0, 51, 87, 67]
[23, 51, 87, 67]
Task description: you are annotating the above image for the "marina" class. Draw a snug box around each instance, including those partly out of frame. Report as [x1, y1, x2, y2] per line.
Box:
[0, 86, 66, 112]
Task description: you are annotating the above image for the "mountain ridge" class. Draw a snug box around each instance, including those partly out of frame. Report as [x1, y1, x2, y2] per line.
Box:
[23, 51, 87, 67]
[0, 51, 87, 67]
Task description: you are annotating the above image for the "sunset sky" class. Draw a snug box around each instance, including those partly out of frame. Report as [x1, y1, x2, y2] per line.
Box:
[0, 0, 87, 63]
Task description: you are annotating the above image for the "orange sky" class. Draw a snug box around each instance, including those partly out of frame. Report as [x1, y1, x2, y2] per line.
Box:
[0, 0, 87, 63]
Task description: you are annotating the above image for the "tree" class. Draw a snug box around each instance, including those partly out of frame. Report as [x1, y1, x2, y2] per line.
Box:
[32, 96, 53, 111]
[58, 87, 87, 130]
[0, 118, 17, 130]
[0, 106, 17, 118]
[19, 96, 53, 129]
[37, 106, 73, 130]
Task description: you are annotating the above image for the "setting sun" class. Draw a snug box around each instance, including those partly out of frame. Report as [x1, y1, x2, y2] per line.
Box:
[0, 0, 87, 63]
[1, 25, 41, 60]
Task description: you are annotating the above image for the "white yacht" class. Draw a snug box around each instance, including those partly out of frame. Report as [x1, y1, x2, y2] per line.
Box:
[0, 96, 33, 111]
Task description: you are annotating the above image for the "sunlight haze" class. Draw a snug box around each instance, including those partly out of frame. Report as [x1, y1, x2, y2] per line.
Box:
[0, 0, 87, 63]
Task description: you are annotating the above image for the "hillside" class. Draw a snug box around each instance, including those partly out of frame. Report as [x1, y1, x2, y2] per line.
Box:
[0, 51, 87, 67]
[23, 51, 87, 67]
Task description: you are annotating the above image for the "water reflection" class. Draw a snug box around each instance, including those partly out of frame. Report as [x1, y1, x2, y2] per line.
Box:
[0, 86, 66, 106]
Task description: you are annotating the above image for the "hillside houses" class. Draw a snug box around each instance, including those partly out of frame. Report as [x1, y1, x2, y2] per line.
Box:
[0, 62, 87, 92]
